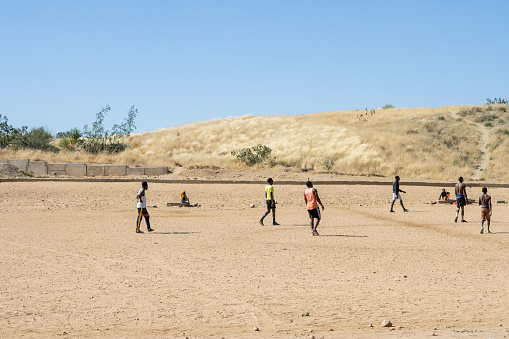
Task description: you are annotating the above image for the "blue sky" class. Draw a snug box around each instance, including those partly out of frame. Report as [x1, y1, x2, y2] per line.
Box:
[1, 0, 508, 134]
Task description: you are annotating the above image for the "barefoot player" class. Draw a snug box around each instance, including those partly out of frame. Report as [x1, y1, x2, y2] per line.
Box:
[479, 187, 492, 234]
[455, 176, 468, 222]
[136, 181, 154, 233]
[259, 178, 279, 226]
[304, 181, 325, 236]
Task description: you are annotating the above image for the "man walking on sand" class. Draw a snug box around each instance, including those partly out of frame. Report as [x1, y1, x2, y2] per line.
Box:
[455, 176, 468, 223]
[479, 187, 492, 234]
[304, 181, 325, 236]
[390, 176, 409, 212]
[259, 178, 279, 226]
[136, 181, 154, 233]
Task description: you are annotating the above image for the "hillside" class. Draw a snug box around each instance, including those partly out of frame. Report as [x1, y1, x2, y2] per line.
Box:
[2, 104, 509, 180]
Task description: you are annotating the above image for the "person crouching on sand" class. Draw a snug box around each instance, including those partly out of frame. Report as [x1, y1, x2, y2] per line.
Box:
[180, 190, 189, 207]
[304, 181, 325, 236]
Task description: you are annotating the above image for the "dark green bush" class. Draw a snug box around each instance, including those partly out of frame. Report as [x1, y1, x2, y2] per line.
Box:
[12, 127, 58, 152]
[231, 144, 274, 166]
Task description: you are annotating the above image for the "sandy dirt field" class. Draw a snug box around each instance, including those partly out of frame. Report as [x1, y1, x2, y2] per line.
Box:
[2, 179, 509, 338]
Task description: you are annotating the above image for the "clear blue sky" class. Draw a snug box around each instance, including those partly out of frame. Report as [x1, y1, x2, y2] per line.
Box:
[1, 0, 508, 134]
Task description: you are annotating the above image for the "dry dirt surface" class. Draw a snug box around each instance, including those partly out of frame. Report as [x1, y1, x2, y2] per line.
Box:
[0, 163, 23, 178]
[2, 180, 509, 339]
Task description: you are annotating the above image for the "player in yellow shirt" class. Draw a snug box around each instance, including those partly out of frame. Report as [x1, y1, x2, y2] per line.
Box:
[259, 178, 279, 226]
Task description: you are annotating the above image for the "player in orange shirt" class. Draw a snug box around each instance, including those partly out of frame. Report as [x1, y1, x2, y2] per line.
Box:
[304, 181, 325, 236]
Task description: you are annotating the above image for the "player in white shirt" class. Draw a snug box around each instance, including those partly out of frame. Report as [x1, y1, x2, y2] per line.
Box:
[136, 181, 154, 233]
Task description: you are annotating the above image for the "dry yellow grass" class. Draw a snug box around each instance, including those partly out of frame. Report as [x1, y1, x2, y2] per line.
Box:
[2, 104, 508, 180]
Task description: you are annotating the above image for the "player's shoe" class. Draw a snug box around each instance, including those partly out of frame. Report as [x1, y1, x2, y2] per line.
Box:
[136, 230, 144, 233]
[390, 210, 395, 213]
[312, 230, 319, 236]
[404, 209, 409, 212]
[480, 228, 484, 234]
[259, 220, 264, 226]
[272, 222, 280, 226]
[461, 220, 468, 223]
[148, 228, 154, 232]
[487, 230, 492, 234]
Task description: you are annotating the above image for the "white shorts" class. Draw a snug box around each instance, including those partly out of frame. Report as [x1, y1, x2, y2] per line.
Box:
[392, 193, 402, 201]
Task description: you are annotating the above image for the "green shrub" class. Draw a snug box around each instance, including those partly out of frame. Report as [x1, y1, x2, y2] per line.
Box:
[438, 116, 446, 121]
[231, 144, 274, 166]
[12, 127, 58, 152]
[498, 107, 507, 112]
[0, 114, 27, 149]
[382, 104, 394, 109]
[321, 156, 337, 172]
[484, 122, 493, 127]
[58, 128, 82, 150]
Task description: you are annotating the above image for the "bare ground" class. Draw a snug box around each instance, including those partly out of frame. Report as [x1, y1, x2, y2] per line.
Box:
[1, 180, 509, 338]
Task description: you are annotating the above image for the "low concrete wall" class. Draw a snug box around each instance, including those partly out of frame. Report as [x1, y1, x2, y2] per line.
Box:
[66, 163, 87, 177]
[8, 159, 29, 171]
[1, 159, 170, 177]
[87, 165, 105, 176]
[105, 165, 127, 176]
[48, 163, 66, 171]
[47, 163, 66, 175]
[144, 167, 168, 176]
[127, 167, 145, 175]
[27, 161, 48, 176]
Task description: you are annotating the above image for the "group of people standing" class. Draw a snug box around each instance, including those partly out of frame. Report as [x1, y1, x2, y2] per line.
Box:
[258, 175, 493, 236]
[133, 175, 494, 235]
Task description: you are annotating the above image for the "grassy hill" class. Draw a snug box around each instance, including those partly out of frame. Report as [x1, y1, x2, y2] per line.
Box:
[3, 104, 509, 180]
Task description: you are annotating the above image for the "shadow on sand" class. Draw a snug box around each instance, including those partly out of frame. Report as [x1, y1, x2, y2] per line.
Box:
[151, 231, 201, 235]
[320, 234, 368, 238]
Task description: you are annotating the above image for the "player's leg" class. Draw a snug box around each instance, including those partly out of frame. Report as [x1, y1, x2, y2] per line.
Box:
[271, 205, 279, 225]
[143, 208, 153, 231]
[390, 194, 396, 212]
[136, 208, 143, 233]
[260, 201, 270, 225]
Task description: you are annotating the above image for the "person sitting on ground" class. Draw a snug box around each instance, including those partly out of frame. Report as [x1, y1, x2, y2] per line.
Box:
[438, 189, 450, 202]
[180, 190, 190, 207]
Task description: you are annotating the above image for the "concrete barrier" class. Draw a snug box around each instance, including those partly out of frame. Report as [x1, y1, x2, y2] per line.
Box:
[144, 167, 168, 176]
[8, 159, 29, 171]
[47, 163, 66, 175]
[87, 165, 105, 176]
[66, 163, 87, 177]
[127, 167, 145, 175]
[48, 163, 66, 171]
[27, 161, 48, 176]
[104, 165, 127, 176]
[0, 159, 8, 164]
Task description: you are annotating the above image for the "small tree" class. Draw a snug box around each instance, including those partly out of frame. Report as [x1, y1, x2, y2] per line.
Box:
[82, 105, 138, 154]
[0, 114, 27, 149]
[12, 127, 58, 152]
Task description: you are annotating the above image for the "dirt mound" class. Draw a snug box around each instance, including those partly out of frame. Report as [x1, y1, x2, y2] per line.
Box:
[0, 164, 23, 178]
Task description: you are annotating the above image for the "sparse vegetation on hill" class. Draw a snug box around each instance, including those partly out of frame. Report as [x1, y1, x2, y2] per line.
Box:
[2, 104, 509, 180]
